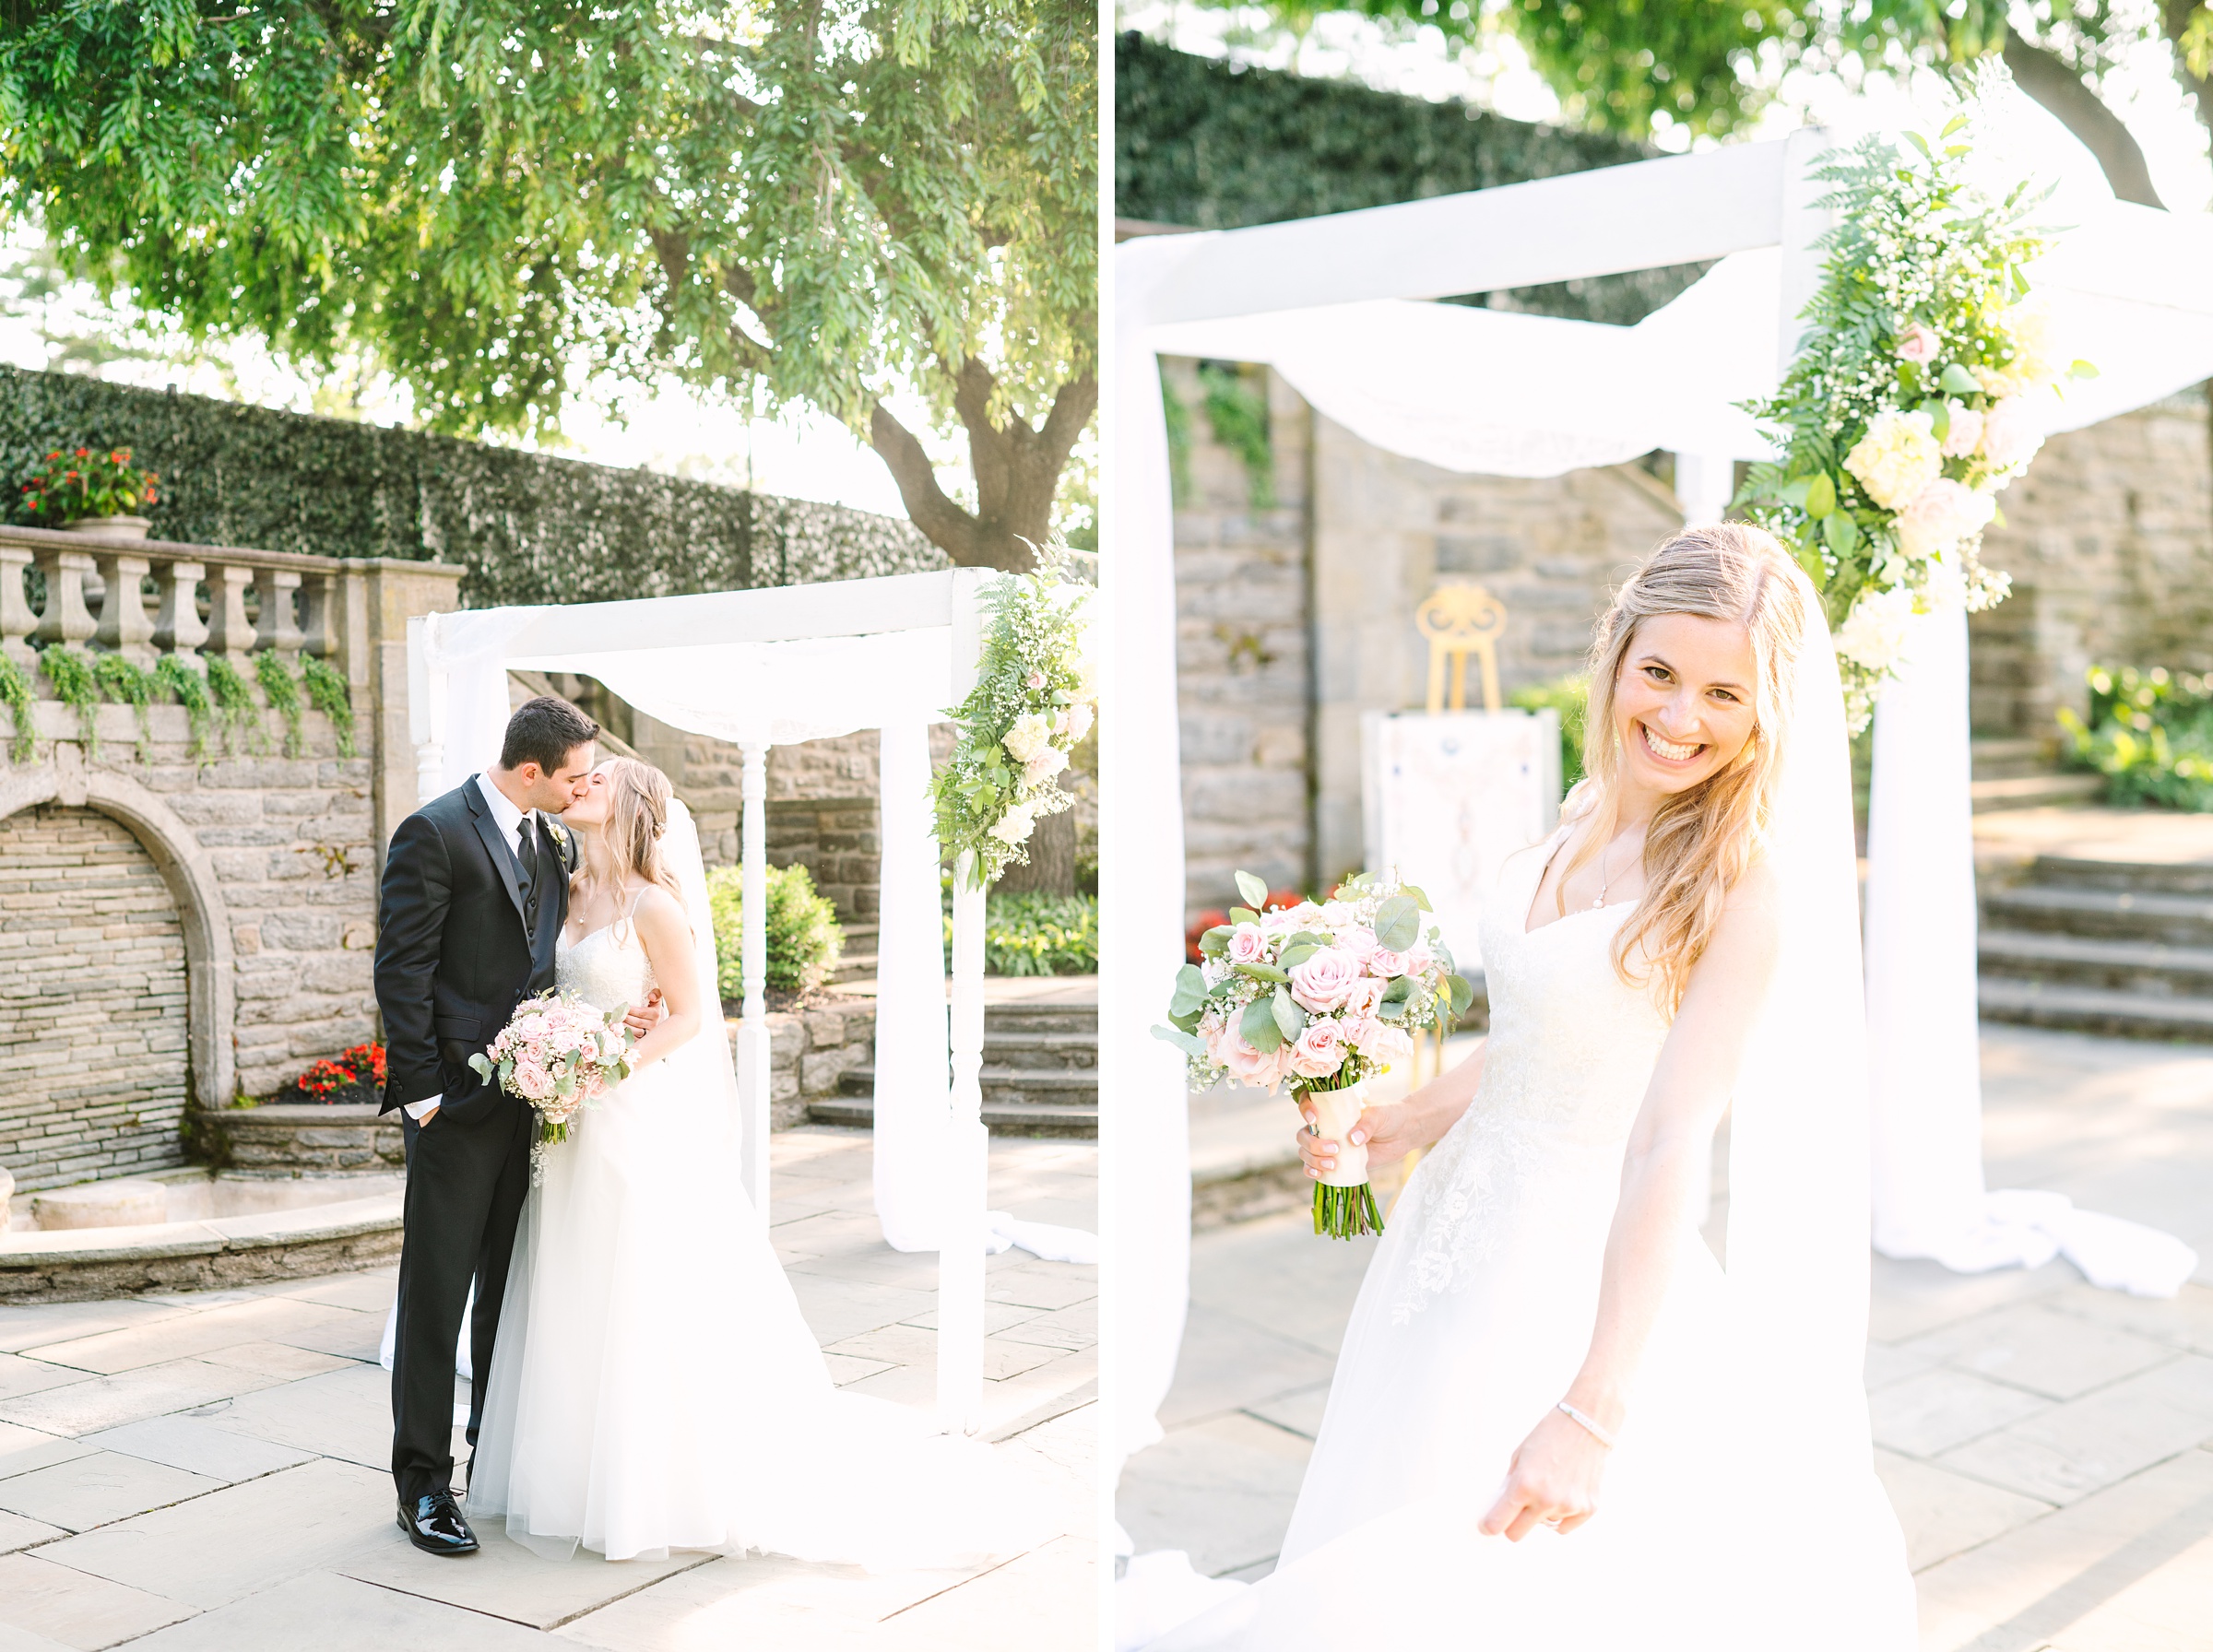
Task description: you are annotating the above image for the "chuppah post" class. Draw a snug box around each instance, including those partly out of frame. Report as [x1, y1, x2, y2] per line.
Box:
[738, 740, 773, 1219]
[404, 614, 445, 817]
[939, 848, 988, 1433]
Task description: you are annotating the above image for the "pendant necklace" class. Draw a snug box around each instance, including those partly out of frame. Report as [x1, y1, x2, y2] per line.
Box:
[1592, 832, 1630, 910]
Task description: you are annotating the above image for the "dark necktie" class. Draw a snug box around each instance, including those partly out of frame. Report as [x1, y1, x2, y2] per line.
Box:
[515, 819, 538, 917]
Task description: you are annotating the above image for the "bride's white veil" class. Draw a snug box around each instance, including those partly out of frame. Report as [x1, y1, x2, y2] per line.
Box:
[1725, 561, 1912, 1640]
[656, 796, 747, 1172]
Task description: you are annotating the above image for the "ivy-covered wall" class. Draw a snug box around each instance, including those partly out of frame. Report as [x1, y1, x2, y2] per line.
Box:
[0, 364, 942, 605]
[1115, 33, 1707, 325]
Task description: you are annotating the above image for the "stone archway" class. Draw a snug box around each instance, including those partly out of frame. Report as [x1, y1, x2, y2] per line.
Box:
[0, 751, 237, 1192]
[0, 805, 190, 1192]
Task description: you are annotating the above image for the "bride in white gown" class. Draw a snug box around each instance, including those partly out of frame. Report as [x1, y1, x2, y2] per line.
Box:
[1150, 525, 1914, 1649]
[467, 757, 1040, 1567]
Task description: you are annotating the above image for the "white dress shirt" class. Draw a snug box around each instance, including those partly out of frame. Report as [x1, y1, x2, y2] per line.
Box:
[405, 774, 540, 1120]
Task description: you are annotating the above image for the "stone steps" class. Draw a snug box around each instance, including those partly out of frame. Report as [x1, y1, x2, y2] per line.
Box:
[1969, 738, 2104, 813]
[1979, 851, 2213, 1040]
[810, 996, 1098, 1137]
[831, 924, 879, 985]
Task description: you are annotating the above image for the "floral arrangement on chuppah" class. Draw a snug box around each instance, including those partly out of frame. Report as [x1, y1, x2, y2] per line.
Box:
[1736, 86, 2096, 734]
[468, 990, 640, 1182]
[930, 543, 1097, 887]
[1156, 870, 1475, 1240]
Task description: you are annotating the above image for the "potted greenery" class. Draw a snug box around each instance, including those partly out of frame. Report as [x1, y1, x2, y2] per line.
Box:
[18, 446, 160, 538]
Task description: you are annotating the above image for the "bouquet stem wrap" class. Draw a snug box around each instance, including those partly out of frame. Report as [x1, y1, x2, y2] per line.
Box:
[1306, 1078, 1383, 1240]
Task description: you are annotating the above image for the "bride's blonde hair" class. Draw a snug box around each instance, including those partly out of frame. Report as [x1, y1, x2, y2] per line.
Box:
[1558, 522, 1814, 1012]
[585, 757, 684, 924]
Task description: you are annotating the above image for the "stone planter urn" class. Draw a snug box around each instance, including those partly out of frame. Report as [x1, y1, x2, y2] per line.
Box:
[62, 515, 152, 541]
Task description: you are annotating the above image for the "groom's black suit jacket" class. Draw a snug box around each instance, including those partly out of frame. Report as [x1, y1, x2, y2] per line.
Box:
[373, 776, 576, 1115]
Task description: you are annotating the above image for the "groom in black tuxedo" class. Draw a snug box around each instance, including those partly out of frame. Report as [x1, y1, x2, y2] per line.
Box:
[374, 695, 608, 1556]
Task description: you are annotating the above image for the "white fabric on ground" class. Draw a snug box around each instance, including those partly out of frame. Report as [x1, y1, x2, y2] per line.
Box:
[986, 1212, 1100, 1264]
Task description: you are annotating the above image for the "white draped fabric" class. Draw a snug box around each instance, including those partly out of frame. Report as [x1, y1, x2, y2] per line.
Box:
[408, 570, 1005, 1423]
[1111, 126, 2213, 1467]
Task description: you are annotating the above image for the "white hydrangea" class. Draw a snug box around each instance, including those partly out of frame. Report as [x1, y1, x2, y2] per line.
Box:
[988, 802, 1038, 845]
[1833, 584, 1919, 675]
[1893, 477, 1998, 560]
[1843, 408, 1944, 511]
[1001, 713, 1053, 763]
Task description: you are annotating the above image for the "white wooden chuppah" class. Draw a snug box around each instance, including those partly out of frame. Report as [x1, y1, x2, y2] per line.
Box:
[407, 568, 1000, 1432]
[1109, 127, 2213, 1464]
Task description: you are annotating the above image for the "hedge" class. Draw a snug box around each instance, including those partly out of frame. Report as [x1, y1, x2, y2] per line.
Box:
[0, 363, 942, 607]
[1115, 33, 1709, 326]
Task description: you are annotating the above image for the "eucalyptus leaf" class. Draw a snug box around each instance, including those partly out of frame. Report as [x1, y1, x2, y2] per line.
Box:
[1235, 869, 1269, 910]
[1198, 926, 1230, 957]
[1240, 997, 1284, 1053]
[1228, 906, 1258, 926]
[1237, 961, 1290, 984]
[1169, 1007, 1203, 1033]
[1153, 1024, 1208, 1059]
[1277, 942, 1320, 968]
[1401, 882, 1433, 913]
[1272, 985, 1303, 1042]
[1447, 974, 1474, 1017]
[1169, 963, 1208, 1018]
[1374, 896, 1420, 950]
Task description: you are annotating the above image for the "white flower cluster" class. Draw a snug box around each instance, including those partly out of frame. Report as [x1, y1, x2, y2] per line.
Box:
[1741, 115, 2085, 734]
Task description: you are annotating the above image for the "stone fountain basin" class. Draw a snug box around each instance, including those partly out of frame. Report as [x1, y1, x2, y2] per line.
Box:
[1, 1168, 404, 1304]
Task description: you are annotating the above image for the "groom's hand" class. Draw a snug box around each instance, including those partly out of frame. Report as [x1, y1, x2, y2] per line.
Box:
[621, 990, 666, 1038]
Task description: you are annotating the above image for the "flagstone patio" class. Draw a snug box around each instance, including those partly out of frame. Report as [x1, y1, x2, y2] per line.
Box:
[1121, 1021, 2213, 1652]
[0, 1127, 1096, 1651]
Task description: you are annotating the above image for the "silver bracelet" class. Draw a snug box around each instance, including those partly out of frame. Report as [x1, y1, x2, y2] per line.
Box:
[1556, 1400, 1617, 1449]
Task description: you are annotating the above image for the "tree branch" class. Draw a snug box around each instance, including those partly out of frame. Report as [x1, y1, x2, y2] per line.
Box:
[2002, 34, 2165, 208]
[869, 401, 981, 564]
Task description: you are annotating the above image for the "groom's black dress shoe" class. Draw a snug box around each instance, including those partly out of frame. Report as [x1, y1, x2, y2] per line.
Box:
[397, 1491, 479, 1556]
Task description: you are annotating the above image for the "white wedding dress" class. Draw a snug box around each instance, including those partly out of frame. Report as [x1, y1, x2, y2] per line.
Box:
[467, 895, 1041, 1567]
[1153, 832, 1915, 1649]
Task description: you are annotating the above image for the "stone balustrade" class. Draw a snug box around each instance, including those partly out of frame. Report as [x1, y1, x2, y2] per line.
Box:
[1, 522, 361, 678]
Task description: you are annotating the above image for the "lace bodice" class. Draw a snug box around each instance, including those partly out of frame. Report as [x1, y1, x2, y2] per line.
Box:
[1388, 829, 1674, 1321]
[556, 919, 657, 1018]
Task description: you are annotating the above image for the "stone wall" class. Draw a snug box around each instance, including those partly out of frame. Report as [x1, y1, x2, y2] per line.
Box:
[1170, 368, 2213, 919]
[1171, 360, 1316, 913]
[0, 805, 191, 1192]
[1970, 390, 2213, 737]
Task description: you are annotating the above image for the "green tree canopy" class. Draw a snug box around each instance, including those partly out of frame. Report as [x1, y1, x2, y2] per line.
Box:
[1198, 1, 2211, 210]
[0, 0, 1095, 571]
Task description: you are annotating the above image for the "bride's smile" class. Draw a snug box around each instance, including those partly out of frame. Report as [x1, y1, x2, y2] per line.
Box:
[1610, 611, 1760, 799]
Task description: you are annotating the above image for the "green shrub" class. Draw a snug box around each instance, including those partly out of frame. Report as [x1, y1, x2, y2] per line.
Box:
[1509, 675, 1589, 796]
[705, 863, 845, 999]
[942, 881, 1099, 976]
[0, 363, 939, 608]
[2059, 667, 2213, 810]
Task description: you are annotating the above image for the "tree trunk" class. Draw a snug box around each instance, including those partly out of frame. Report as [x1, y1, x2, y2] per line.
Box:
[2001, 36, 2166, 208]
[996, 806, 1078, 895]
[869, 362, 1097, 572]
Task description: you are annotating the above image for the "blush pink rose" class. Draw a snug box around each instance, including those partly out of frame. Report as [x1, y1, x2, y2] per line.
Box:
[1227, 924, 1269, 964]
[1332, 925, 1378, 962]
[1214, 1023, 1287, 1092]
[1403, 941, 1435, 976]
[1288, 1018, 1347, 1080]
[513, 1059, 553, 1102]
[1339, 977, 1385, 1020]
[1289, 947, 1361, 1013]
[1367, 949, 1409, 979]
[1897, 323, 1940, 364]
[1352, 1020, 1414, 1066]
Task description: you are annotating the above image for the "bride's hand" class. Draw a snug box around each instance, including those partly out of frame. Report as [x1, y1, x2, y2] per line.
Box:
[1296, 1098, 1416, 1175]
[621, 990, 665, 1039]
[1478, 1408, 1610, 1540]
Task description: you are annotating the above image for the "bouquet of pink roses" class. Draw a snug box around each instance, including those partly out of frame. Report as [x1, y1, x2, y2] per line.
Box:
[1156, 870, 1474, 1239]
[467, 990, 640, 1182]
